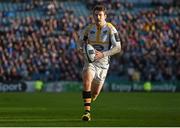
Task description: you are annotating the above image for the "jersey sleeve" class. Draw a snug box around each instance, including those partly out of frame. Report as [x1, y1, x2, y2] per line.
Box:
[77, 25, 91, 50]
[103, 23, 121, 57]
[77, 30, 84, 50]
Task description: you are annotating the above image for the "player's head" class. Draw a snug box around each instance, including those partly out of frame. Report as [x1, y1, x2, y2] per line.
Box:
[92, 4, 107, 27]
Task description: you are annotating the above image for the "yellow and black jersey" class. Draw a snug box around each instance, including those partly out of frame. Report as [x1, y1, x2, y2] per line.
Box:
[78, 22, 121, 69]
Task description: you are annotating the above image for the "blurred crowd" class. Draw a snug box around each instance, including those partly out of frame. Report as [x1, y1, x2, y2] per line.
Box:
[0, 0, 179, 82]
[0, 0, 83, 82]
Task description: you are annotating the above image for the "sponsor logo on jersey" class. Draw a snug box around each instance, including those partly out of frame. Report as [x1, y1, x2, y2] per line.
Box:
[92, 44, 104, 51]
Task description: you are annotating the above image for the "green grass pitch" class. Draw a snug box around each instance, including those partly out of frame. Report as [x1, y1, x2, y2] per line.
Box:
[0, 92, 180, 127]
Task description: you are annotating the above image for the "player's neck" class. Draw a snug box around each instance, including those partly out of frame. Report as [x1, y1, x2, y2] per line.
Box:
[96, 21, 106, 29]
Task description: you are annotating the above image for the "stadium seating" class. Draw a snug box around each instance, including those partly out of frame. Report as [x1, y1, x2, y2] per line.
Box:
[0, 0, 179, 82]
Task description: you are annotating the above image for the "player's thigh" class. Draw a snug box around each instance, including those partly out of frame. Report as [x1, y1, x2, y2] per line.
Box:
[82, 66, 95, 88]
[82, 69, 95, 81]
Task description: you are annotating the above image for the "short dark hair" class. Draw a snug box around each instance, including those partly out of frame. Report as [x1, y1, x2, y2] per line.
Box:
[92, 4, 107, 15]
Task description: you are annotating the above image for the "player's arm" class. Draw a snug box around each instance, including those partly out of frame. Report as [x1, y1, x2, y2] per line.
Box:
[77, 32, 84, 50]
[77, 40, 84, 54]
[77, 25, 91, 54]
[77, 30, 88, 55]
[103, 27, 121, 57]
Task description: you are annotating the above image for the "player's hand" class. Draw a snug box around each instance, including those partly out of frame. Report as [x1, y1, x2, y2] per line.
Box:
[95, 50, 104, 60]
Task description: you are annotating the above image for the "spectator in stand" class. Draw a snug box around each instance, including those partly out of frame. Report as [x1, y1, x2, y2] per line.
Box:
[0, 1, 179, 82]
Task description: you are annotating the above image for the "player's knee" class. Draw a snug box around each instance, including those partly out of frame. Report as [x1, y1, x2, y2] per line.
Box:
[83, 79, 91, 87]
[83, 80, 91, 90]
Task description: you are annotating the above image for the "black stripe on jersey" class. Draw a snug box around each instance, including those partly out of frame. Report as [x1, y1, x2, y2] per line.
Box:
[109, 33, 112, 50]
[103, 30, 108, 34]
[83, 35, 88, 41]
[114, 33, 120, 42]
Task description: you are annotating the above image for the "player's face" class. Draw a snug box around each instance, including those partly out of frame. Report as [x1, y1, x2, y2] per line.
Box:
[93, 10, 107, 27]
